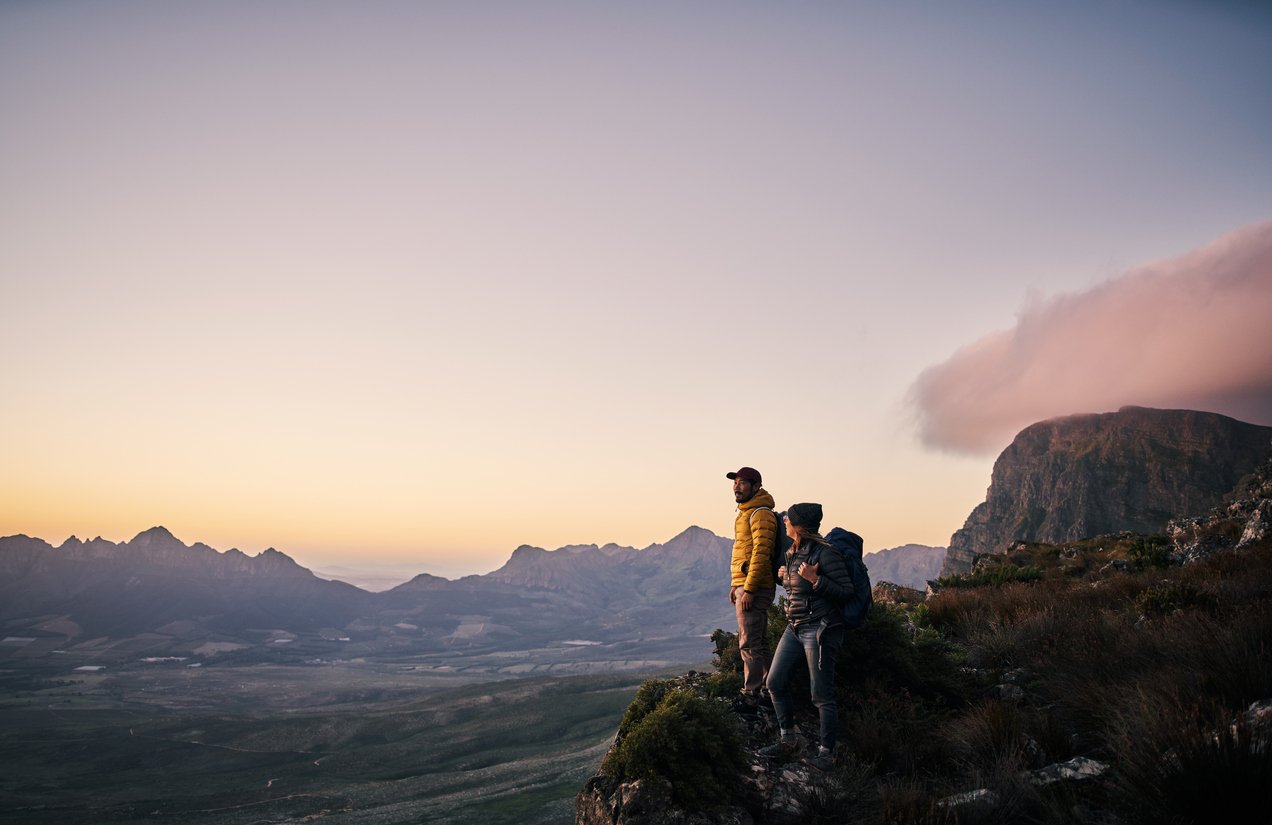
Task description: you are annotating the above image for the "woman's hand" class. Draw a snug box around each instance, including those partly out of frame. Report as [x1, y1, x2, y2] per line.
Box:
[777, 566, 787, 580]
[798, 561, 820, 585]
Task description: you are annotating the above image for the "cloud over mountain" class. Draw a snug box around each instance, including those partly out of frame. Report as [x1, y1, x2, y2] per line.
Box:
[910, 221, 1272, 454]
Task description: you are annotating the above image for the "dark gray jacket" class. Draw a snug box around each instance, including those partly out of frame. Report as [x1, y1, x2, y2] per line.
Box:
[780, 535, 854, 628]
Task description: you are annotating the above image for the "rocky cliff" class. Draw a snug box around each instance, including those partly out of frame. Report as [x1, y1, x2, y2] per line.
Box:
[942, 406, 1272, 576]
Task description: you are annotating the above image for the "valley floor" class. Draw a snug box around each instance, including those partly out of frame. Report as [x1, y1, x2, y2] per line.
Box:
[0, 659, 695, 824]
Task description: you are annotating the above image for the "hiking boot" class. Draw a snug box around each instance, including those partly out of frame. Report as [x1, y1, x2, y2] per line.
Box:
[731, 695, 760, 716]
[759, 732, 807, 759]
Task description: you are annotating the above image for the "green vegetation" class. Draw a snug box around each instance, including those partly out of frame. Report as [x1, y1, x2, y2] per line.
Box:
[1127, 534, 1171, 569]
[1135, 579, 1219, 616]
[935, 562, 1043, 589]
[602, 678, 746, 808]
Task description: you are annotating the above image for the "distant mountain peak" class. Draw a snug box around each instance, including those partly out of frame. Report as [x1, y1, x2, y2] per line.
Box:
[131, 526, 182, 547]
[389, 571, 452, 592]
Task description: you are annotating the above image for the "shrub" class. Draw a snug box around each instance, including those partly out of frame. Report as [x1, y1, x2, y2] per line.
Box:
[1135, 580, 1218, 617]
[612, 678, 676, 740]
[838, 604, 975, 706]
[1127, 535, 1171, 569]
[602, 688, 746, 809]
[710, 627, 741, 675]
[702, 670, 741, 699]
[936, 564, 1043, 590]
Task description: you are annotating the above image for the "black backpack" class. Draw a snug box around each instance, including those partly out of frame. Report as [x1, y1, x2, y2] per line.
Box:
[809, 527, 873, 629]
[749, 507, 793, 583]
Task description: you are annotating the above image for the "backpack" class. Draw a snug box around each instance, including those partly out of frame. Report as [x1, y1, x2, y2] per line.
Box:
[748, 506, 793, 584]
[809, 527, 873, 629]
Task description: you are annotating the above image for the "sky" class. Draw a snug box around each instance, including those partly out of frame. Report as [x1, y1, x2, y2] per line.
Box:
[3, 0, 1270, 579]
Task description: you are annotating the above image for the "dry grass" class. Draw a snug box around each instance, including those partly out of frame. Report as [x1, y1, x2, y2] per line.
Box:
[922, 540, 1272, 821]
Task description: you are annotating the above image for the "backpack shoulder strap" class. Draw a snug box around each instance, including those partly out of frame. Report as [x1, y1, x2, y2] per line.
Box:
[748, 507, 779, 533]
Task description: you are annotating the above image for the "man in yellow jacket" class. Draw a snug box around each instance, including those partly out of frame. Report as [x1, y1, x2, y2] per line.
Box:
[727, 465, 778, 714]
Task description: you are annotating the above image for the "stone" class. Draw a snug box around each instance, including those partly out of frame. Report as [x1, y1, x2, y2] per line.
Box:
[1028, 756, 1109, 786]
[989, 684, 1025, 702]
[1237, 500, 1272, 549]
[938, 787, 999, 809]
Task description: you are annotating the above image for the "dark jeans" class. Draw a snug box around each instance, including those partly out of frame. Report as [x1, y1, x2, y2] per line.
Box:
[766, 622, 844, 750]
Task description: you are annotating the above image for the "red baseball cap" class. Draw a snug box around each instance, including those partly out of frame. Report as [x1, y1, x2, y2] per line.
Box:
[726, 467, 762, 484]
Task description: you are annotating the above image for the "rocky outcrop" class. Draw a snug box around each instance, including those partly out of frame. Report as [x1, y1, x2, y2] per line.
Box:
[938, 757, 1110, 813]
[942, 407, 1272, 576]
[1166, 457, 1272, 564]
[872, 581, 926, 607]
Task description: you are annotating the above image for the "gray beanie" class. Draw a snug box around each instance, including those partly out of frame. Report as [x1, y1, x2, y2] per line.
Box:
[786, 503, 823, 531]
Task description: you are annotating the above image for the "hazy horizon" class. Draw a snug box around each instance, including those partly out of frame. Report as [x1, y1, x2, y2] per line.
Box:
[4, 1, 1270, 576]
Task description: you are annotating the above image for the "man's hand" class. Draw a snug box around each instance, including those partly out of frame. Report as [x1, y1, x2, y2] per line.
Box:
[798, 561, 820, 585]
[736, 589, 754, 611]
[777, 566, 786, 580]
[729, 585, 737, 604]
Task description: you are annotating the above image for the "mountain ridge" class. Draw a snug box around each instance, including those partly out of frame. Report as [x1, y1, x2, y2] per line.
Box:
[942, 406, 1272, 576]
[0, 523, 740, 665]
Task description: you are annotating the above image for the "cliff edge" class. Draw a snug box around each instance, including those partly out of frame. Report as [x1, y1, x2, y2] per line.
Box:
[941, 406, 1272, 576]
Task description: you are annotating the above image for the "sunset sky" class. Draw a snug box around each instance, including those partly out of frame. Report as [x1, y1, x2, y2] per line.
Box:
[3, 1, 1270, 579]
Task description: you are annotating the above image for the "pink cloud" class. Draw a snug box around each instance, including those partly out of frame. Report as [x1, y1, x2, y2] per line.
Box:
[911, 220, 1272, 454]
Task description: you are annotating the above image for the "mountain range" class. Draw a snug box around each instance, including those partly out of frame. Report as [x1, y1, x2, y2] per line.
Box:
[0, 525, 733, 665]
[0, 523, 944, 671]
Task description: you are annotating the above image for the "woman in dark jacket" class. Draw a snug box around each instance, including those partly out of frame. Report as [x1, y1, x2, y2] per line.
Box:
[761, 502, 853, 772]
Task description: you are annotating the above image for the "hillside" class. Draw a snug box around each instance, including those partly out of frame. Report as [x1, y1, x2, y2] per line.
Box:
[577, 458, 1272, 824]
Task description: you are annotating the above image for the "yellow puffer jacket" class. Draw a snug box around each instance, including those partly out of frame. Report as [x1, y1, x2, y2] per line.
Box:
[732, 489, 778, 591]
